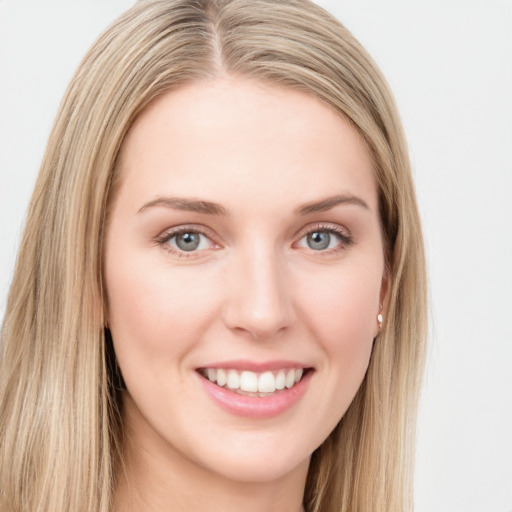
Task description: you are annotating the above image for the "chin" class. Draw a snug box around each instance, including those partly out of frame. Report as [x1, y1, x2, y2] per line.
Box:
[195, 445, 311, 485]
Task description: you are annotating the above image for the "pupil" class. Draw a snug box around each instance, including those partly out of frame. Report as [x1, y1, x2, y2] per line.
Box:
[176, 232, 200, 251]
[308, 231, 330, 250]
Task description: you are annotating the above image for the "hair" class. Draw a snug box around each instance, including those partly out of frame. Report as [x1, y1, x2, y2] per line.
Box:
[0, 1, 427, 511]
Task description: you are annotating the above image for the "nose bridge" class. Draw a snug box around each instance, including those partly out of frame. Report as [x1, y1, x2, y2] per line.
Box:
[223, 239, 294, 338]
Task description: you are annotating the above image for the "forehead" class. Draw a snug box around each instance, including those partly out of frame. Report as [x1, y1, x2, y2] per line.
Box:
[116, 77, 378, 214]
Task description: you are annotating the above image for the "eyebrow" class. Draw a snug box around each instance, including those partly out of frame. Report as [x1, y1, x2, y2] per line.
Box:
[137, 193, 369, 216]
[138, 197, 229, 216]
[294, 194, 369, 215]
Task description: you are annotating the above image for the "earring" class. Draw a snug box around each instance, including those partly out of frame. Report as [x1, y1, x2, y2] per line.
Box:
[377, 313, 383, 328]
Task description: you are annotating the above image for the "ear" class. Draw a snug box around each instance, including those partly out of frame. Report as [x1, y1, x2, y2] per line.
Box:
[375, 268, 391, 336]
[379, 268, 390, 315]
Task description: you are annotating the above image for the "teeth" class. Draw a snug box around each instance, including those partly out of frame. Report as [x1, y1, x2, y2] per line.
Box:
[258, 371, 276, 393]
[216, 368, 227, 387]
[285, 369, 295, 389]
[202, 367, 306, 393]
[275, 370, 286, 390]
[226, 369, 240, 389]
[240, 371, 258, 392]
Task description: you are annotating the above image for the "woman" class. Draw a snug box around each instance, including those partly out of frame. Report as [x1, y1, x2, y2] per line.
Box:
[0, 1, 427, 511]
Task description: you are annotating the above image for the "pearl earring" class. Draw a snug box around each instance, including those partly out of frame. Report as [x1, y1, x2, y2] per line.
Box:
[377, 313, 383, 328]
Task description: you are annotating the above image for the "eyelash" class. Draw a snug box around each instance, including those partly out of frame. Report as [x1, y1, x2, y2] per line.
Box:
[155, 223, 353, 257]
[155, 225, 217, 258]
[298, 223, 354, 254]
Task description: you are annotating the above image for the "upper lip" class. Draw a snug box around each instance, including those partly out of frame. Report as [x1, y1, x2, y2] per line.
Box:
[196, 359, 312, 372]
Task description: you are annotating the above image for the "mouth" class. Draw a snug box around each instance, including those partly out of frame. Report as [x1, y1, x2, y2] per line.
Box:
[196, 366, 312, 397]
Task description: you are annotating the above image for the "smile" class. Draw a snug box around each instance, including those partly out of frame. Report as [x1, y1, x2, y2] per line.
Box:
[196, 364, 314, 418]
[198, 368, 305, 396]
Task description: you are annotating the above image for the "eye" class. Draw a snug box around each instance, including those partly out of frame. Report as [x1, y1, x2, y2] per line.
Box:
[296, 225, 353, 252]
[305, 231, 336, 251]
[171, 231, 210, 252]
[157, 227, 217, 256]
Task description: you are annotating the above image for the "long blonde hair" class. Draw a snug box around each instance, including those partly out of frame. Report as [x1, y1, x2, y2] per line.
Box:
[0, 1, 427, 511]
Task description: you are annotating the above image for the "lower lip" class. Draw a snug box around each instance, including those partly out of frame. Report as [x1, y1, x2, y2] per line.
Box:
[197, 370, 313, 419]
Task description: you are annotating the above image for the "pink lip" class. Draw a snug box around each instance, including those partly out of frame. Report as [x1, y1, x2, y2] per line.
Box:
[199, 359, 308, 372]
[196, 368, 313, 419]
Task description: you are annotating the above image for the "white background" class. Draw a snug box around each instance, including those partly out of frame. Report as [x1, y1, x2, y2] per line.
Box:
[1, 1, 511, 511]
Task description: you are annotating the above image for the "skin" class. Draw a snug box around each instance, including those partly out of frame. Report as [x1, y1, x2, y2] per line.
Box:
[104, 77, 387, 512]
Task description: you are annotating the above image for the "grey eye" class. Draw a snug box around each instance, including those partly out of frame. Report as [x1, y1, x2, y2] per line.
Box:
[307, 231, 331, 250]
[174, 232, 201, 251]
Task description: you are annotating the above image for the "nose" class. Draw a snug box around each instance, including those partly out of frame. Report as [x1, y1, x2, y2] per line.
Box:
[222, 244, 295, 340]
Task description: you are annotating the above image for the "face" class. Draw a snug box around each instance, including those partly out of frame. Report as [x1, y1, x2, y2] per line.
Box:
[104, 77, 386, 485]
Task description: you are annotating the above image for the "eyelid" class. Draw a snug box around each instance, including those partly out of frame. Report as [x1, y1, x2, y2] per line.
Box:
[294, 222, 354, 251]
[155, 224, 221, 256]
[154, 221, 353, 257]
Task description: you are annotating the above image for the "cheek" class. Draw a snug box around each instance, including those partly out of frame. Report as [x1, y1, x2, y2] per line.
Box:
[299, 261, 381, 369]
[284, 262, 382, 447]
[307, 262, 379, 323]
[104, 248, 222, 362]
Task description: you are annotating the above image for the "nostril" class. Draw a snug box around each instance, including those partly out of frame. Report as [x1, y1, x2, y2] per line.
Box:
[223, 302, 295, 340]
[221, 259, 295, 338]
